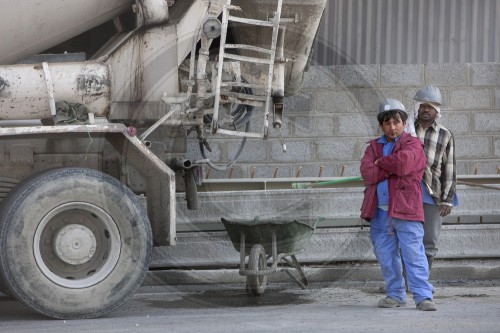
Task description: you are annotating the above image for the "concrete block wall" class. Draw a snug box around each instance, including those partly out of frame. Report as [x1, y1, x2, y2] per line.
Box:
[187, 63, 500, 179]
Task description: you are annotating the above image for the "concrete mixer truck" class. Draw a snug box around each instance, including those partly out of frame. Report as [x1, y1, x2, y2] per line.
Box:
[0, 0, 326, 319]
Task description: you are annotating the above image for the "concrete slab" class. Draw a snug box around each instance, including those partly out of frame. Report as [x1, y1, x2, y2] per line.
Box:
[144, 259, 500, 286]
[151, 224, 500, 268]
[177, 185, 500, 228]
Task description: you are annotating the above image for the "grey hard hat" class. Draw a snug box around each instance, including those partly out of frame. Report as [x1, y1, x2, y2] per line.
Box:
[413, 85, 443, 106]
[378, 98, 406, 114]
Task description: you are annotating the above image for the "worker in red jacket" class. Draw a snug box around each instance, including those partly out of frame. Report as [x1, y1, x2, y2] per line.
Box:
[360, 99, 436, 311]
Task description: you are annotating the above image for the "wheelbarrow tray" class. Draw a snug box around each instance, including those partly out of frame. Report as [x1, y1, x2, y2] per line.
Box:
[221, 217, 322, 255]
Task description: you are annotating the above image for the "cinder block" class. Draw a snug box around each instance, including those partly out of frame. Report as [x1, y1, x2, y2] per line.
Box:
[494, 138, 500, 158]
[455, 136, 491, 158]
[456, 161, 469, 175]
[250, 164, 293, 178]
[314, 163, 344, 178]
[472, 63, 500, 86]
[495, 88, 500, 108]
[289, 115, 316, 137]
[449, 88, 492, 110]
[333, 162, 363, 177]
[227, 139, 268, 163]
[338, 114, 379, 136]
[270, 139, 313, 162]
[425, 63, 470, 86]
[223, 165, 246, 179]
[335, 64, 380, 88]
[203, 165, 245, 180]
[316, 137, 365, 161]
[313, 115, 337, 137]
[381, 64, 423, 87]
[284, 92, 314, 113]
[474, 112, 500, 133]
[317, 89, 359, 112]
[302, 66, 336, 89]
[291, 115, 336, 137]
[438, 112, 470, 135]
[288, 163, 334, 178]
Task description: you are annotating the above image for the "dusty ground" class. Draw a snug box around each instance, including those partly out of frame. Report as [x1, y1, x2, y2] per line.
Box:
[1, 280, 499, 333]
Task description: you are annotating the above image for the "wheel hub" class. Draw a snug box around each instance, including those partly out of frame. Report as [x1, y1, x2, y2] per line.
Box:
[34, 202, 121, 288]
[54, 224, 97, 265]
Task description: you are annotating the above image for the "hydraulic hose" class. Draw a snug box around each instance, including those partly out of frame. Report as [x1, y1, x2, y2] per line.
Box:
[199, 120, 250, 171]
[199, 84, 254, 172]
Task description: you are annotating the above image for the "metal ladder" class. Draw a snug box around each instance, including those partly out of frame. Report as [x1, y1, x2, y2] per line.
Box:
[212, 0, 283, 139]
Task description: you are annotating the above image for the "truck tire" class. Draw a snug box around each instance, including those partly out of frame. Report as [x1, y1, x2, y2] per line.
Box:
[0, 168, 152, 319]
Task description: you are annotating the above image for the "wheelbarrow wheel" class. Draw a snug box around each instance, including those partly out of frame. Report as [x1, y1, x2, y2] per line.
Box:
[246, 244, 267, 296]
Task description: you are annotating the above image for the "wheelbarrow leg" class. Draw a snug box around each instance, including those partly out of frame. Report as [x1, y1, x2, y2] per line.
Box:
[281, 255, 308, 289]
[239, 233, 253, 294]
[239, 233, 246, 271]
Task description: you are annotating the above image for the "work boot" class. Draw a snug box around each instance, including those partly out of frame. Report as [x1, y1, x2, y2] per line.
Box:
[378, 297, 406, 308]
[416, 299, 437, 311]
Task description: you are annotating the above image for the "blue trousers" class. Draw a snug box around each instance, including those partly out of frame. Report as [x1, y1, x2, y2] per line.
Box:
[370, 208, 434, 304]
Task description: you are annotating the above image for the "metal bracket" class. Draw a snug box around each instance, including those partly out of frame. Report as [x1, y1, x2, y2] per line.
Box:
[42, 62, 57, 117]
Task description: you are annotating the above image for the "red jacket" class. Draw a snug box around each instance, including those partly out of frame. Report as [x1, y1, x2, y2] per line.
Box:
[360, 132, 427, 222]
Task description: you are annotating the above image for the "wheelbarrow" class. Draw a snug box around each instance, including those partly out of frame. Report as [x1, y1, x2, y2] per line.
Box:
[221, 216, 323, 296]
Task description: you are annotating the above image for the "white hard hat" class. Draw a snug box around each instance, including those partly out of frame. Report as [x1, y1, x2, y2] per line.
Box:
[413, 85, 443, 106]
[378, 98, 406, 114]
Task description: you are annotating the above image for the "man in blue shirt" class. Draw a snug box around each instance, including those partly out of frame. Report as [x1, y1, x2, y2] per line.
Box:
[360, 99, 437, 311]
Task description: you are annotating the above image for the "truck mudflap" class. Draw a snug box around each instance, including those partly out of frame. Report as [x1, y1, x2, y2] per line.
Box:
[0, 123, 176, 246]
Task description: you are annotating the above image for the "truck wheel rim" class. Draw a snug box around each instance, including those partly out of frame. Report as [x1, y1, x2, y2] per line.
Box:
[33, 202, 121, 288]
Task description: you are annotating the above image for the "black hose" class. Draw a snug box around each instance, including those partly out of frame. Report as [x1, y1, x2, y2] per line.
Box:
[200, 83, 254, 171]
[199, 118, 250, 171]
